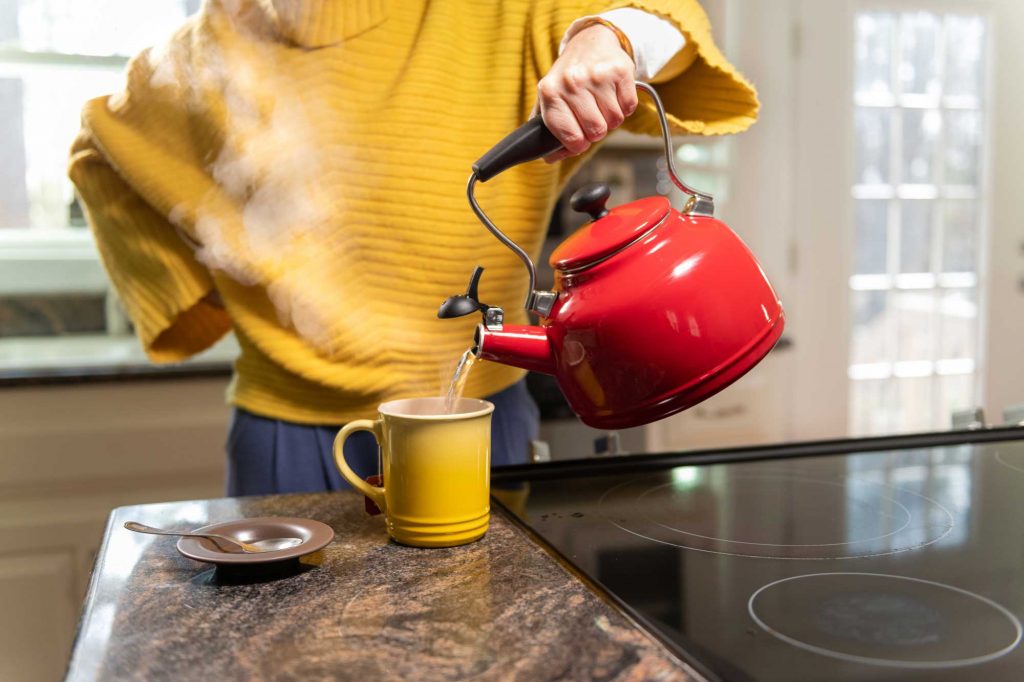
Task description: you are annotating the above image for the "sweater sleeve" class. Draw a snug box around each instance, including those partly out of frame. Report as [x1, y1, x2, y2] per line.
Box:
[69, 129, 231, 363]
[607, 0, 759, 137]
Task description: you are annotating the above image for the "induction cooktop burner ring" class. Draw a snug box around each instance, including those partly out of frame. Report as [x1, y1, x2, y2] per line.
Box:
[605, 521, 954, 561]
[637, 474, 914, 549]
[747, 572, 1023, 669]
[994, 450, 1024, 475]
[600, 472, 955, 560]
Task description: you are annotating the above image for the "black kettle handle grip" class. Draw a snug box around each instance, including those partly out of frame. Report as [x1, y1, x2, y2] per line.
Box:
[469, 83, 712, 212]
[472, 116, 563, 182]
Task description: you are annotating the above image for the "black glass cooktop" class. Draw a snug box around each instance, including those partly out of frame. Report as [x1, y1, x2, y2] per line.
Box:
[493, 429, 1024, 681]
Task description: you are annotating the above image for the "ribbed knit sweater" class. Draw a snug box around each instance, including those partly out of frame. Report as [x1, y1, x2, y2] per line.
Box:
[69, 0, 758, 424]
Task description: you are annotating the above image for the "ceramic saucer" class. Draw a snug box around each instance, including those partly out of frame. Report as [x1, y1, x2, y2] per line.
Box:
[176, 517, 334, 565]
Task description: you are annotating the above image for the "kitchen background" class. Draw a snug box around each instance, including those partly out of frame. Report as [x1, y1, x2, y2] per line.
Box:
[2, 0, 1023, 679]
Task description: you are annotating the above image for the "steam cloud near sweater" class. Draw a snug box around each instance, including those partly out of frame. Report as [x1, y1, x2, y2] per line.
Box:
[109, 3, 471, 397]
[134, 9, 369, 361]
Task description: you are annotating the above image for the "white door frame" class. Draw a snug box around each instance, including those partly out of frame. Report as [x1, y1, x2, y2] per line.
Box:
[790, 0, 856, 439]
[981, 0, 1024, 423]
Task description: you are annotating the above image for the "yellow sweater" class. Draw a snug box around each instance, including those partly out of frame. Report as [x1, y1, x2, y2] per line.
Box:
[69, 0, 758, 425]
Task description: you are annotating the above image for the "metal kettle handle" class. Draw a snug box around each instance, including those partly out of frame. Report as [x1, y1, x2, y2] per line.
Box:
[635, 81, 714, 213]
[467, 82, 714, 315]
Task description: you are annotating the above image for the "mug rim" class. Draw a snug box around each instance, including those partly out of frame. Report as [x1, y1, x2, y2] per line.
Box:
[378, 397, 495, 421]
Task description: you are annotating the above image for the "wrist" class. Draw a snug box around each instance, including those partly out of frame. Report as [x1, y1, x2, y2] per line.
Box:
[565, 18, 636, 65]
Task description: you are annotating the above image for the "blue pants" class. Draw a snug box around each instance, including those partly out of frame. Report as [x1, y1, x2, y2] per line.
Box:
[226, 381, 539, 496]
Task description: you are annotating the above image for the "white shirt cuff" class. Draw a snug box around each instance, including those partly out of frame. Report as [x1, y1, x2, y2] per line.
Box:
[559, 7, 687, 82]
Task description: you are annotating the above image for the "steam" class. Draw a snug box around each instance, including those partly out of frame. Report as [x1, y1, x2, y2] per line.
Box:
[131, 1, 378, 359]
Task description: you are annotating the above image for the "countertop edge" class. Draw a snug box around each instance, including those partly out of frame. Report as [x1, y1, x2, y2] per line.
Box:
[63, 508, 119, 682]
[0, 363, 232, 387]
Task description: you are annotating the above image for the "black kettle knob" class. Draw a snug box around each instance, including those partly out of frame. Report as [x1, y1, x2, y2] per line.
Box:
[570, 183, 611, 221]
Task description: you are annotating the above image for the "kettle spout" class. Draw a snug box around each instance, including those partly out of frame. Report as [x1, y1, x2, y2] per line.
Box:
[475, 325, 555, 375]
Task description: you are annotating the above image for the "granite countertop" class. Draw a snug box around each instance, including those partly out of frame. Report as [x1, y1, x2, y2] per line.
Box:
[66, 491, 700, 681]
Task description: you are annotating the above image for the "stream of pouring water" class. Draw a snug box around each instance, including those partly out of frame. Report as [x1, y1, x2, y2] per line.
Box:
[445, 348, 477, 414]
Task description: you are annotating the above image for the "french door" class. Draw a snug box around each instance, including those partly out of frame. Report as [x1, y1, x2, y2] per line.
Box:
[789, 0, 1024, 438]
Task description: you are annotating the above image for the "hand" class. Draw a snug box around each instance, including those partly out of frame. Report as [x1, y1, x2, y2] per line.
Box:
[537, 24, 638, 163]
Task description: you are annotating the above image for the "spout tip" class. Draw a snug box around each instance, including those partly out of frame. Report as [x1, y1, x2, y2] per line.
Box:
[472, 325, 483, 357]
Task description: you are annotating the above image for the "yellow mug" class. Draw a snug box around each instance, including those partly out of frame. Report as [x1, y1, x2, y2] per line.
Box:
[333, 397, 494, 547]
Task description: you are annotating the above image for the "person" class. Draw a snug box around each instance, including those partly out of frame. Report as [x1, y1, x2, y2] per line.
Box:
[69, 0, 758, 496]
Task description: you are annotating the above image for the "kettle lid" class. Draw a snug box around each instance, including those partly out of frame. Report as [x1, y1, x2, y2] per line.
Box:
[550, 184, 670, 272]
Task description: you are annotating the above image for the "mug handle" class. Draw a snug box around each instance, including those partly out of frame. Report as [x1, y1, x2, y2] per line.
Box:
[333, 419, 386, 513]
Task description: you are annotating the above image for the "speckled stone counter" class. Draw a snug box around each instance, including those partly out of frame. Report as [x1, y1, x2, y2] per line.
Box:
[66, 491, 700, 681]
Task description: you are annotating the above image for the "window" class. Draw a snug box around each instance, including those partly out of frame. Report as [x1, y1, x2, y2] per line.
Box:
[848, 11, 988, 435]
[0, 0, 199, 232]
[0, 1, 236, 371]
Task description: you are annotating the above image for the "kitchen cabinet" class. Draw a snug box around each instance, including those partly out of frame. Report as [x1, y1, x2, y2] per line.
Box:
[0, 377, 229, 681]
[0, 551, 75, 682]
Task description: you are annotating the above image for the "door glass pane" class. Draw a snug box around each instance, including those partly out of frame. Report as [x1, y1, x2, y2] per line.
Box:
[899, 200, 932, 273]
[944, 110, 982, 186]
[855, 108, 892, 184]
[902, 109, 941, 184]
[850, 289, 891, 365]
[855, 200, 888, 274]
[855, 13, 895, 96]
[850, 10, 987, 437]
[896, 376, 934, 431]
[945, 16, 986, 99]
[895, 289, 934, 361]
[941, 200, 977, 273]
[938, 373, 975, 427]
[850, 379, 898, 436]
[899, 12, 941, 97]
[937, 288, 977, 359]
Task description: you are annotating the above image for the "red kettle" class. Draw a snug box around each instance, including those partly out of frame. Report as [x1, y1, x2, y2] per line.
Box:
[439, 83, 784, 430]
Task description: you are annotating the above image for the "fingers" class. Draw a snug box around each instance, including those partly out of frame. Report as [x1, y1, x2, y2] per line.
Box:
[542, 81, 616, 164]
[538, 64, 631, 160]
[616, 72, 639, 118]
[538, 75, 591, 156]
[590, 64, 626, 132]
[564, 87, 608, 144]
